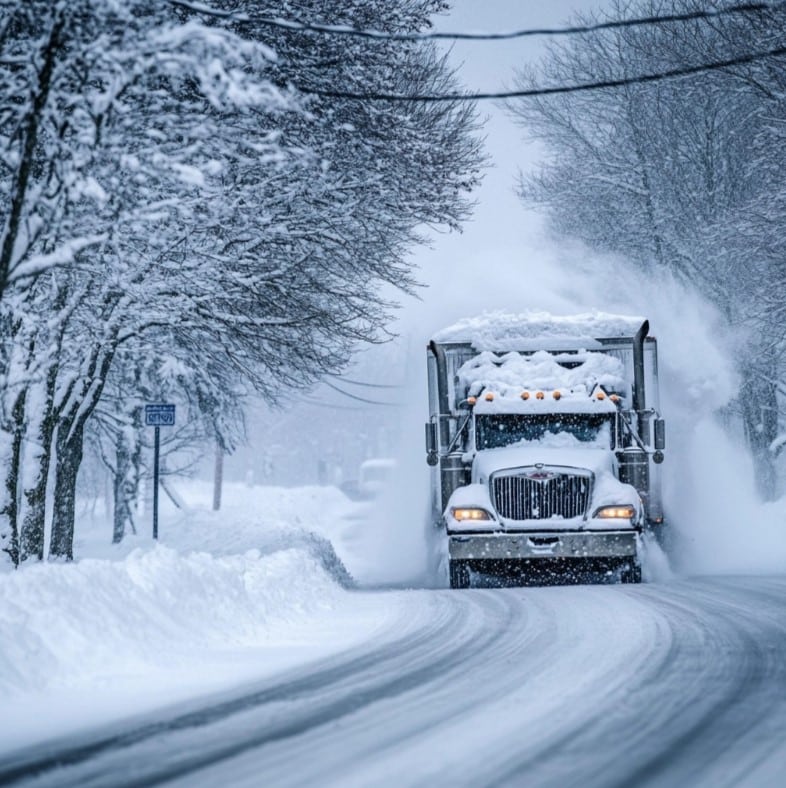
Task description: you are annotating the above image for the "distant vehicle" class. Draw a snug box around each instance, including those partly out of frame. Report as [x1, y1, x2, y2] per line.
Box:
[340, 458, 397, 501]
[358, 458, 396, 499]
[425, 312, 666, 588]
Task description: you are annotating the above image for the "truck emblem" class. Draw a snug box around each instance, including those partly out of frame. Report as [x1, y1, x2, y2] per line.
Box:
[526, 471, 556, 482]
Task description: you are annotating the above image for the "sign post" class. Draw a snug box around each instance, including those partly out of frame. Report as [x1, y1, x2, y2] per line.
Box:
[145, 404, 176, 540]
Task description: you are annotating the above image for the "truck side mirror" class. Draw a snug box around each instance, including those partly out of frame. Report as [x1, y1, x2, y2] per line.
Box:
[425, 422, 438, 466]
[654, 419, 666, 451]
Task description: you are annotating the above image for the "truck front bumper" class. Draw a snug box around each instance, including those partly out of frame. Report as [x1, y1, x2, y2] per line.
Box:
[448, 530, 638, 561]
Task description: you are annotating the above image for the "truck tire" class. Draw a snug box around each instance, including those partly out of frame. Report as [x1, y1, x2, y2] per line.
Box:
[621, 563, 642, 584]
[449, 560, 471, 589]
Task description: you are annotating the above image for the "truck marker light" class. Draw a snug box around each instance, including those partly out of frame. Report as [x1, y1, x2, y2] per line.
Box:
[610, 394, 621, 404]
[536, 391, 545, 399]
[485, 392, 495, 401]
[521, 391, 530, 400]
[451, 507, 492, 521]
[596, 392, 606, 400]
[593, 505, 636, 519]
[467, 396, 477, 405]
[553, 390, 561, 400]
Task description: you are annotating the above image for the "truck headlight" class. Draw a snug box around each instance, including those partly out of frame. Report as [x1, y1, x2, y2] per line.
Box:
[451, 507, 492, 521]
[593, 505, 636, 519]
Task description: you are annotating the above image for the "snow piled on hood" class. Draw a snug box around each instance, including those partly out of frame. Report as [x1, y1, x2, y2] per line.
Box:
[473, 444, 614, 481]
[434, 310, 645, 351]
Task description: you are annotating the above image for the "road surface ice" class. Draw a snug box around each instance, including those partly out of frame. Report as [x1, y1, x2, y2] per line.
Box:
[2, 575, 784, 788]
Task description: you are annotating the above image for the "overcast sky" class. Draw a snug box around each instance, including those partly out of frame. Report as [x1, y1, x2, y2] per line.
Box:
[402, 0, 602, 337]
[235, 2, 608, 481]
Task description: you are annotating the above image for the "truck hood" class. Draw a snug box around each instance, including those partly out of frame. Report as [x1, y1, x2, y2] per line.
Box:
[448, 446, 641, 533]
[472, 446, 614, 483]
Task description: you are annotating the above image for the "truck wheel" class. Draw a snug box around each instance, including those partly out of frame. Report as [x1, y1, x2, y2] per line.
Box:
[621, 563, 642, 584]
[449, 560, 471, 589]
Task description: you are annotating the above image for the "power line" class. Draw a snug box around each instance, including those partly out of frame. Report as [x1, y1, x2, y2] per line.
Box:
[327, 374, 403, 389]
[298, 396, 378, 411]
[170, 0, 777, 42]
[323, 379, 402, 407]
[297, 45, 786, 102]
[168, 1, 786, 102]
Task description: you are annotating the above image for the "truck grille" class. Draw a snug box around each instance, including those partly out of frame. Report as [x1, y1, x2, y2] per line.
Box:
[491, 470, 592, 521]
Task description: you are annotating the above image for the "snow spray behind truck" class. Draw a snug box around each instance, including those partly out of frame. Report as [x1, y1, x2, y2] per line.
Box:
[425, 313, 666, 588]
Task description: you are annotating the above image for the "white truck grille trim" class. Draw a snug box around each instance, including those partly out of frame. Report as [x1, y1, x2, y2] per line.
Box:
[490, 467, 593, 521]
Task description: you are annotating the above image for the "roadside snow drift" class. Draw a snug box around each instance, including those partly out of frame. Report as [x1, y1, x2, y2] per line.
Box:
[0, 482, 400, 753]
[0, 544, 349, 699]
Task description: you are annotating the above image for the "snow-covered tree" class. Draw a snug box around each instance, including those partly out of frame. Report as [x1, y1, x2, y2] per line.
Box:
[1, 0, 291, 562]
[511, 0, 786, 498]
[1, 0, 482, 564]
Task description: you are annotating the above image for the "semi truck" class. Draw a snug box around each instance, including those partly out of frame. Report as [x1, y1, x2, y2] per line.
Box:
[425, 312, 666, 588]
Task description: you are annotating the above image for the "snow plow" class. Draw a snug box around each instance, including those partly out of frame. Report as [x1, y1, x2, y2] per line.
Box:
[425, 313, 666, 588]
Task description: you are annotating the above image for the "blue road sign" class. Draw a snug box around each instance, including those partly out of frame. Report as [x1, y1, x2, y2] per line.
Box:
[147, 404, 175, 540]
[145, 403, 176, 427]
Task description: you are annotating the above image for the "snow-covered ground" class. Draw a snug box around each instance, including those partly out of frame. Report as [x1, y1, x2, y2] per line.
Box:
[2, 477, 786, 786]
[0, 481, 406, 754]
[4, 572, 785, 788]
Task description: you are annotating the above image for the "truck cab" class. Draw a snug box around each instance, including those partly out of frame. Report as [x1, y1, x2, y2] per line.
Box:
[425, 312, 666, 588]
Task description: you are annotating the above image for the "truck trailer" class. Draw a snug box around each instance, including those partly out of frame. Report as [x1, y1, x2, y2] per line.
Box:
[425, 312, 666, 588]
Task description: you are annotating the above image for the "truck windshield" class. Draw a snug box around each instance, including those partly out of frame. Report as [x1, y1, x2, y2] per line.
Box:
[475, 414, 613, 450]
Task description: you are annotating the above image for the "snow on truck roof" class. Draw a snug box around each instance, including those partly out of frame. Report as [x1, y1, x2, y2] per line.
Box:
[433, 310, 646, 351]
[458, 349, 626, 415]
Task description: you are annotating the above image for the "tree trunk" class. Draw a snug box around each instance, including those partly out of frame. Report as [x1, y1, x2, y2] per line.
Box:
[0, 13, 64, 299]
[0, 388, 28, 567]
[112, 439, 130, 543]
[213, 441, 223, 511]
[19, 367, 59, 562]
[111, 399, 143, 543]
[18, 424, 54, 562]
[49, 419, 85, 561]
[0, 431, 18, 567]
[49, 340, 116, 559]
[739, 358, 779, 501]
[112, 434, 134, 543]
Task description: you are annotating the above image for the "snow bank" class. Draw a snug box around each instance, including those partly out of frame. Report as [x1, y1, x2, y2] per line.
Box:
[75, 482, 355, 582]
[0, 544, 346, 698]
[107, 480, 432, 589]
[0, 481, 408, 755]
[0, 483, 397, 752]
[434, 310, 645, 351]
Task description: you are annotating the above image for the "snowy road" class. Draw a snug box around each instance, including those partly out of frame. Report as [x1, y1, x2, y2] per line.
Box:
[3, 576, 785, 788]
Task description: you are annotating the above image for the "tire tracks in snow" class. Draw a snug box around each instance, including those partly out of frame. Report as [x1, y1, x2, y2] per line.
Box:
[2, 577, 785, 788]
[489, 577, 786, 788]
[0, 590, 531, 788]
